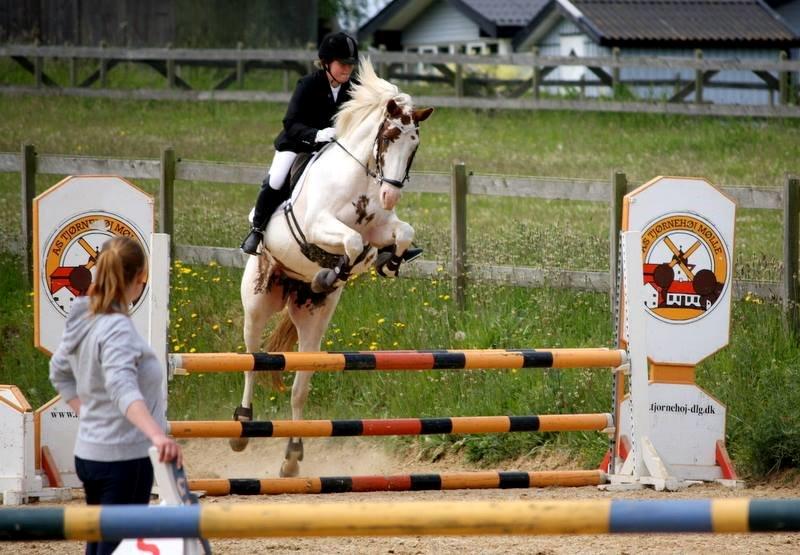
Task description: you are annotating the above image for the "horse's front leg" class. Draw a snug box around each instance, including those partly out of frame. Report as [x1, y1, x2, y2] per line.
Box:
[370, 216, 415, 278]
[279, 288, 343, 477]
[305, 211, 365, 293]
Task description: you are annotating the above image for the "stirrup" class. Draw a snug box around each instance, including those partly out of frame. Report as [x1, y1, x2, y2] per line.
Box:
[241, 228, 264, 255]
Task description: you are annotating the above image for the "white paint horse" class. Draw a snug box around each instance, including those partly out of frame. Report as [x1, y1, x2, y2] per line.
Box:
[235, 59, 433, 477]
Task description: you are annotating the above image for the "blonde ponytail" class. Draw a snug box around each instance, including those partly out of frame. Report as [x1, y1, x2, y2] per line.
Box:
[89, 237, 146, 315]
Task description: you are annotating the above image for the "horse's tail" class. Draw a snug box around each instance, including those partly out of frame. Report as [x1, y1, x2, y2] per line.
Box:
[258, 309, 298, 391]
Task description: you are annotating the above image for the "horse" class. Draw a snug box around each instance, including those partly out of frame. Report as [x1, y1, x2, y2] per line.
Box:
[234, 59, 433, 477]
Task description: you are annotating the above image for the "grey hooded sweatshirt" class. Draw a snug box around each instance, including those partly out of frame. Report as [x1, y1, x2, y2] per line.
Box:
[49, 296, 166, 462]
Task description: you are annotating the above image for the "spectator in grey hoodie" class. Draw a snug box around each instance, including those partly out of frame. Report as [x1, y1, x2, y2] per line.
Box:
[49, 236, 182, 555]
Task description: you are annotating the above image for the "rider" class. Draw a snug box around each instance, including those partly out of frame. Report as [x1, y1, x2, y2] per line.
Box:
[240, 31, 421, 263]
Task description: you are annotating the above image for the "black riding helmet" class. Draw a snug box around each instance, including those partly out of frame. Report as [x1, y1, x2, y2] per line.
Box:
[318, 32, 359, 65]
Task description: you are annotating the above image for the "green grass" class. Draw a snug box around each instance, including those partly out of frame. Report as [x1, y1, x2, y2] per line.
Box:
[1, 74, 799, 476]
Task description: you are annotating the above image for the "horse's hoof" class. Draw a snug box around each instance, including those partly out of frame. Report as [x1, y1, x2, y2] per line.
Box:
[229, 405, 252, 452]
[375, 252, 402, 278]
[229, 437, 250, 452]
[279, 459, 300, 478]
[311, 268, 338, 293]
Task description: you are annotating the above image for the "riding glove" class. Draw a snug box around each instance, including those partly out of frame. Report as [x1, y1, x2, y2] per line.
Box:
[315, 127, 337, 143]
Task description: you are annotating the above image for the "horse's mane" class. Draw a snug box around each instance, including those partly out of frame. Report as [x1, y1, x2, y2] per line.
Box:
[334, 58, 412, 139]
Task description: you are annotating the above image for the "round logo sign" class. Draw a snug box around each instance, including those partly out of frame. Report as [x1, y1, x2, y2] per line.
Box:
[41, 212, 149, 317]
[640, 213, 730, 323]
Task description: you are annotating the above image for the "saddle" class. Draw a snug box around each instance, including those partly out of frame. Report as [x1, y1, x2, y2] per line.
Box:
[288, 152, 313, 192]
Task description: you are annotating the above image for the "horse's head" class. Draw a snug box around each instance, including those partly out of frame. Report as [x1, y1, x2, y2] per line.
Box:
[374, 98, 433, 210]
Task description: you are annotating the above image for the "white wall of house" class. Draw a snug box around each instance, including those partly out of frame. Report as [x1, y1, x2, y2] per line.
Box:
[402, 0, 479, 46]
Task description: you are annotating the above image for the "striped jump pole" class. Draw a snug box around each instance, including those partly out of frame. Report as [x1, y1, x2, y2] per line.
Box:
[2, 498, 799, 540]
[168, 413, 614, 438]
[189, 470, 606, 496]
[170, 348, 627, 374]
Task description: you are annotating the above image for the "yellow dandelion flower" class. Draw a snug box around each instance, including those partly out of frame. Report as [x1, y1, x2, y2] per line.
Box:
[423, 301, 429, 306]
[393, 341, 399, 347]
[377, 318, 385, 324]
[226, 319, 233, 324]
[208, 261, 218, 267]
[180, 267, 192, 274]
[326, 340, 334, 346]
[212, 324, 220, 331]
[189, 347, 197, 353]
[212, 277, 220, 283]
[191, 313, 197, 319]
[442, 294, 450, 301]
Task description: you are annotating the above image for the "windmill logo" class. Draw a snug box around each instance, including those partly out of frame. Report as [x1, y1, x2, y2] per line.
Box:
[42, 212, 149, 317]
[640, 213, 730, 323]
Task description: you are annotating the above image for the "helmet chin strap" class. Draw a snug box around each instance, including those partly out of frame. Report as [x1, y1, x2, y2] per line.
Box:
[324, 63, 346, 86]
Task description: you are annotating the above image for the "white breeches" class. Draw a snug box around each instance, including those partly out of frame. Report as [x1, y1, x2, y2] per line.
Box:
[268, 151, 298, 190]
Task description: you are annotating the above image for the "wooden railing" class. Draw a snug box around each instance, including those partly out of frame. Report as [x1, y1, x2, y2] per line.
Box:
[2, 45, 798, 118]
[1, 146, 795, 321]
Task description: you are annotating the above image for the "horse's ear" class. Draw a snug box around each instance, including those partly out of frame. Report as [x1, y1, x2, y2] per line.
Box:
[386, 99, 403, 118]
[413, 107, 434, 123]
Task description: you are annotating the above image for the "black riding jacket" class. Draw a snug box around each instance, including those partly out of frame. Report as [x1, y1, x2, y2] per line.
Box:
[274, 69, 353, 153]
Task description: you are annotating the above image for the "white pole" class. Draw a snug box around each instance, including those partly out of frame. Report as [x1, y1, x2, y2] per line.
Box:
[148, 233, 171, 402]
[623, 230, 649, 478]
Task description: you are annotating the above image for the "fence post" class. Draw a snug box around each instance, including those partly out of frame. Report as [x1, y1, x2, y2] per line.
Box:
[99, 41, 108, 88]
[34, 50, 43, 88]
[451, 162, 467, 310]
[779, 51, 789, 106]
[609, 171, 627, 322]
[69, 49, 77, 87]
[378, 44, 387, 78]
[165, 43, 176, 89]
[236, 41, 245, 89]
[783, 175, 800, 335]
[160, 147, 176, 256]
[611, 47, 620, 97]
[694, 49, 703, 104]
[21, 144, 37, 286]
[532, 46, 541, 100]
[455, 63, 464, 98]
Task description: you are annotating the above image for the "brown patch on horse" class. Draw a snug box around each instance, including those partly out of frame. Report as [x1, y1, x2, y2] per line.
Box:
[353, 194, 372, 224]
[376, 122, 401, 169]
[412, 107, 434, 123]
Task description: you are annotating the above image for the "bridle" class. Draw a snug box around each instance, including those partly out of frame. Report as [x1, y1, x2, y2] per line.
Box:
[332, 115, 419, 190]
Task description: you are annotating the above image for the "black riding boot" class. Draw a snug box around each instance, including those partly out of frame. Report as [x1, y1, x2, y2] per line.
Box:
[241, 176, 288, 255]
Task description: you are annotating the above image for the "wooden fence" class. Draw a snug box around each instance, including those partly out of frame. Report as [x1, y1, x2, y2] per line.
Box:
[3, 145, 797, 329]
[1, 45, 799, 118]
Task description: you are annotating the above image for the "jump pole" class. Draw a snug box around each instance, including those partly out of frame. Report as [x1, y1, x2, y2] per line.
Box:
[168, 413, 614, 438]
[169, 348, 627, 374]
[189, 470, 606, 496]
[2, 498, 799, 540]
